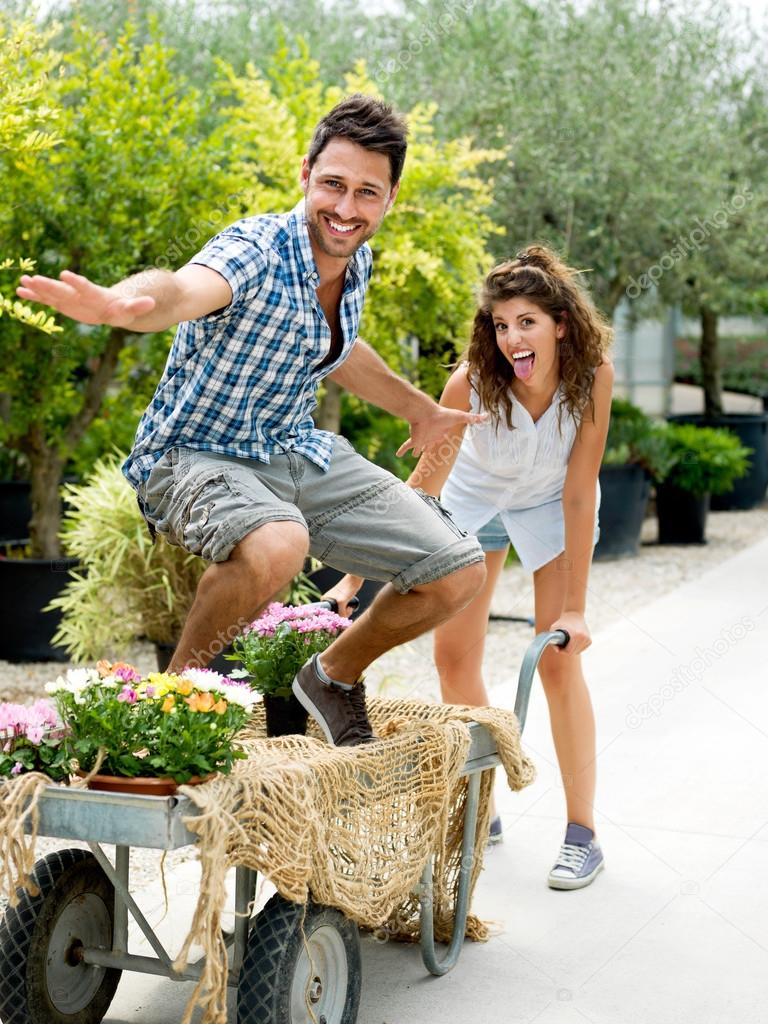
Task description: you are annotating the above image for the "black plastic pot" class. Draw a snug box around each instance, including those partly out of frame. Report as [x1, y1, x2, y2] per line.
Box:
[0, 543, 77, 661]
[593, 464, 651, 560]
[669, 413, 768, 510]
[263, 693, 309, 737]
[0, 481, 33, 542]
[656, 483, 710, 545]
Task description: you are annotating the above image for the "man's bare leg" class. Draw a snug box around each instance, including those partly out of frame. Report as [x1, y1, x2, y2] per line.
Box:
[169, 521, 309, 671]
[319, 560, 487, 685]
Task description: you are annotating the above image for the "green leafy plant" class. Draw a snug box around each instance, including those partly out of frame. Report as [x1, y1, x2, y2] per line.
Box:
[657, 423, 752, 497]
[603, 398, 674, 480]
[230, 602, 352, 699]
[47, 662, 257, 782]
[48, 455, 206, 659]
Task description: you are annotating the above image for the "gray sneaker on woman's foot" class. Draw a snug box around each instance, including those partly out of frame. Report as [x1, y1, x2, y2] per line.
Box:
[548, 823, 604, 890]
[292, 654, 376, 747]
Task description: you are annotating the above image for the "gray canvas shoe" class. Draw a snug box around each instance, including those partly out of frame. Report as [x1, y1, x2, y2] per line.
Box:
[292, 654, 376, 747]
[548, 823, 604, 890]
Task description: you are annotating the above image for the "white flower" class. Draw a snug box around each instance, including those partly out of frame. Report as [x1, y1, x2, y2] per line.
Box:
[180, 668, 225, 692]
[66, 668, 97, 688]
[219, 683, 259, 709]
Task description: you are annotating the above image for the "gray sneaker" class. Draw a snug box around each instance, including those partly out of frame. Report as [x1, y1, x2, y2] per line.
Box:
[292, 654, 376, 747]
[548, 823, 604, 890]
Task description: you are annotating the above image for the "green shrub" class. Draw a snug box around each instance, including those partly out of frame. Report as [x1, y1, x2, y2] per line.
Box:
[658, 423, 752, 497]
[603, 398, 674, 480]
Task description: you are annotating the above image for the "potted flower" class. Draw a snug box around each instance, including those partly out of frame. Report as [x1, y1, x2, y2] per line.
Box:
[654, 423, 752, 545]
[45, 662, 258, 793]
[230, 603, 353, 737]
[0, 700, 72, 782]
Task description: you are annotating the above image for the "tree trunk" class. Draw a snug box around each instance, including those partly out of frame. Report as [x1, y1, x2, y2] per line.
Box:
[315, 378, 342, 434]
[700, 305, 723, 418]
[26, 439, 65, 558]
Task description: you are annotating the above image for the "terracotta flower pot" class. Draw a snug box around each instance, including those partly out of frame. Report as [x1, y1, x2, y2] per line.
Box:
[76, 770, 215, 796]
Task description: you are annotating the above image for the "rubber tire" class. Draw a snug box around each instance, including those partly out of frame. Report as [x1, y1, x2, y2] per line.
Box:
[0, 848, 121, 1024]
[237, 893, 361, 1024]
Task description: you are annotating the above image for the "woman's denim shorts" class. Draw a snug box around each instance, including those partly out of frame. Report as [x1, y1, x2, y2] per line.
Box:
[475, 513, 512, 552]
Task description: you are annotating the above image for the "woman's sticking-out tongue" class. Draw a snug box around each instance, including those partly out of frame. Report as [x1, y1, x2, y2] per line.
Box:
[513, 353, 535, 380]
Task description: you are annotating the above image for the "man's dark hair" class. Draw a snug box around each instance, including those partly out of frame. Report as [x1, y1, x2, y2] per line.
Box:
[308, 94, 408, 187]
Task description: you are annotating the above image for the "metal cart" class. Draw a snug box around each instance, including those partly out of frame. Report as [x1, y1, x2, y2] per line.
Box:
[0, 630, 567, 1024]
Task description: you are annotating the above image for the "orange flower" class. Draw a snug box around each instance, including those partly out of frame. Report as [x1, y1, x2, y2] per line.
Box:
[185, 691, 215, 713]
[161, 695, 176, 713]
[96, 659, 113, 678]
[176, 679, 194, 696]
[211, 699, 228, 715]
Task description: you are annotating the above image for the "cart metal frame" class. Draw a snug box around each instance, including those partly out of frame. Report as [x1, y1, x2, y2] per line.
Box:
[20, 630, 565, 995]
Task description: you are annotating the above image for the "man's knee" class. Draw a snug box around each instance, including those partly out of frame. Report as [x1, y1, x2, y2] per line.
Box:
[419, 559, 486, 616]
[231, 520, 310, 590]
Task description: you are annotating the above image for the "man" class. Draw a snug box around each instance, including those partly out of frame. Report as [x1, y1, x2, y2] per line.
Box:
[18, 94, 486, 746]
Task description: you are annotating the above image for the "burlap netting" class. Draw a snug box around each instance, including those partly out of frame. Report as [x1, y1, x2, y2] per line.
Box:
[0, 698, 534, 1024]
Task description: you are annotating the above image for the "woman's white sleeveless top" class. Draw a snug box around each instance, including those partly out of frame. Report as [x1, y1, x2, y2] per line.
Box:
[440, 376, 600, 571]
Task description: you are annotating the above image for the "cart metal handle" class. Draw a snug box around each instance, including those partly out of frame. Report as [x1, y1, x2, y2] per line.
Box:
[514, 628, 570, 735]
[313, 596, 360, 614]
[419, 628, 569, 977]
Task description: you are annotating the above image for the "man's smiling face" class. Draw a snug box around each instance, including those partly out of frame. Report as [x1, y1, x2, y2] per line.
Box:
[300, 138, 399, 261]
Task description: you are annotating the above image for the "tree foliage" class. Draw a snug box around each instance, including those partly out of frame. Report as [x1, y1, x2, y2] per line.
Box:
[0, 19, 236, 555]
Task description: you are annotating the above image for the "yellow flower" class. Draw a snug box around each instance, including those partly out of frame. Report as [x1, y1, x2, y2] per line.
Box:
[161, 695, 176, 713]
[176, 679, 194, 697]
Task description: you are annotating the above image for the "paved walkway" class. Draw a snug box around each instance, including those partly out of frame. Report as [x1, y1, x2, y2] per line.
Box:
[103, 533, 768, 1024]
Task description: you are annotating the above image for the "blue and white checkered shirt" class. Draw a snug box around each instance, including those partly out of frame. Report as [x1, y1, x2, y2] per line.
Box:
[123, 200, 372, 489]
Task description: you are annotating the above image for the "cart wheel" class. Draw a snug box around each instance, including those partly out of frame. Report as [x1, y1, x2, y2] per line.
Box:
[0, 848, 121, 1024]
[237, 893, 361, 1024]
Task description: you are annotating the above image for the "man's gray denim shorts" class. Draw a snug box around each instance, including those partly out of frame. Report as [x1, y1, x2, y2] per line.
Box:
[136, 437, 484, 593]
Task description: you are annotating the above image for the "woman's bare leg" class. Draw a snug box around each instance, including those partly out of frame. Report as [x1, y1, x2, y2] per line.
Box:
[532, 557, 596, 832]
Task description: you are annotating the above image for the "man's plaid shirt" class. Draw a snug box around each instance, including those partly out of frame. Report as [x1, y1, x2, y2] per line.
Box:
[123, 200, 373, 490]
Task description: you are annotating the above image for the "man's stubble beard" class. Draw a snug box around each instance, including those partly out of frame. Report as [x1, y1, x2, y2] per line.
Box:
[305, 207, 381, 259]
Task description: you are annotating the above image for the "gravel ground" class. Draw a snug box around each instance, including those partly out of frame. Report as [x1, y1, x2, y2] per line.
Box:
[2, 502, 766, 897]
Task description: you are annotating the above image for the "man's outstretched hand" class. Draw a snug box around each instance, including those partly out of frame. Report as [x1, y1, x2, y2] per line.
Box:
[396, 405, 487, 458]
[17, 270, 156, 327]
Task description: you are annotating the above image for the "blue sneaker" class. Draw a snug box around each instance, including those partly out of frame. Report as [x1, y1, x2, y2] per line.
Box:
[488, 815, 503, 846]
[548, 823, 604, 890]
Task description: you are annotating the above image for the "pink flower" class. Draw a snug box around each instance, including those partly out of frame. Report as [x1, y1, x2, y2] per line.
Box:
[11, 762, 23, 775]
[116, 686, 138, 704]
[25, 726, 44, 745]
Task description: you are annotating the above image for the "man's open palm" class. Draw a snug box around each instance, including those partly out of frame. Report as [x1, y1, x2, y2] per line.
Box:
[17, 270, 156, 327]
[396, 406, 487, 458]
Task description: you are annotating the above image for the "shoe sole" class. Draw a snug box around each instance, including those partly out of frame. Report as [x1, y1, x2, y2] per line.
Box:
[292, 676, 336, 746]
[548, 860, 605, 890]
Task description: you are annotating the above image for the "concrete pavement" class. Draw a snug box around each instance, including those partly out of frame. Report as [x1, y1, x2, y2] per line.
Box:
[103, 532, 768, 1024]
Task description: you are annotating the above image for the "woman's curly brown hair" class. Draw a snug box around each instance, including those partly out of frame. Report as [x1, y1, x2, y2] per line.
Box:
[465, 245, 613, 430]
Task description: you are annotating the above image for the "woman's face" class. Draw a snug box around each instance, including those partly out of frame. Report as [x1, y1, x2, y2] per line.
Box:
[491, 297, 565, 389]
